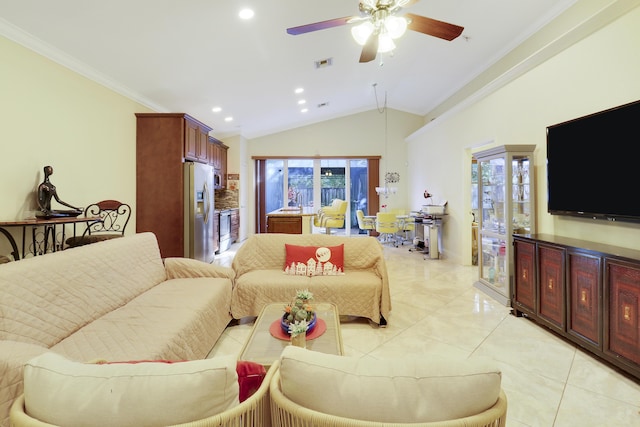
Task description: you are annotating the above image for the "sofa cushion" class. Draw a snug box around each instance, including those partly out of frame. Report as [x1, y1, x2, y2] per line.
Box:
[284, 244, 344, 276]
[279, 346, 502, 423]
[0, 232, 167, 348]
[23, 352, 239, 427]
[50, 277, 233, 362]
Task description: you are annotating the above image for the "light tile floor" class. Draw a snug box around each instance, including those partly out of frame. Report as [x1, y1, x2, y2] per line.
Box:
[210, 241, 640, 426]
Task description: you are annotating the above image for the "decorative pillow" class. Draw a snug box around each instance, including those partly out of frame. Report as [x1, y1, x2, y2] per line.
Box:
[279, 346, 502, 423]
[23, 352, 239, 427]
[284, 244, 344, 276]
[236, 360, 267, 402]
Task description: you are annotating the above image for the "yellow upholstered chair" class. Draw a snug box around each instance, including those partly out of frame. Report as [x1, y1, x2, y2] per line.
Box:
[376, 212, 399, 246]
[356, 209, 375, 235]
[313, 199, 342, 228]
[321, 199, 348, 234]
[314, 199, 348, 234]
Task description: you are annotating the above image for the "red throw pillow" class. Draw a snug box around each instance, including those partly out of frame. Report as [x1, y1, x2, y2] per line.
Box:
[284, 244, 344, 276]
[236, 361, 267, 402]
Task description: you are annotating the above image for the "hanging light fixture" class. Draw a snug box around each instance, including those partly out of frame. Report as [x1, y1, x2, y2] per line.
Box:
[351, 10, 407, 54]
[372, 84, 399, 198]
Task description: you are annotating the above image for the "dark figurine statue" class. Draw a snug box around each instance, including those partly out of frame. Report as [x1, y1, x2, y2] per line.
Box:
[37, 165, 81, 216]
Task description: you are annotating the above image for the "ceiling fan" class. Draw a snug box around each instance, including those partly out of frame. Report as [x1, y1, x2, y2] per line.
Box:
[286, 0, 464, 63]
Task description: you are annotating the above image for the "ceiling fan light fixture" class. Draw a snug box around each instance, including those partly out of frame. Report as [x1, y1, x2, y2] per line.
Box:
[377, 33, 396, 53]
[351, 21, 374, 45]
[384, 15, 407, 39]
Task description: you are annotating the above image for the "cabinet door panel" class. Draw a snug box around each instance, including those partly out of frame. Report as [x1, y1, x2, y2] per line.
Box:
[538, 245, 564, 328]
[196, 130, 209, 163]
[514, 239, 536, 312]
[568, 253, 601, 346]
[184, 120, 198, 160]
[267, 216, 302, 234]
[607, 262, 640, 365]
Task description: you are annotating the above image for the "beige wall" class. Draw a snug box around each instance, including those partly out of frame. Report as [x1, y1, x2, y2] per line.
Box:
[0, 35, 152, 257]
[407, 6, 640, 265]
[2, 4, 639, 265]
[243, 108, 424, 236]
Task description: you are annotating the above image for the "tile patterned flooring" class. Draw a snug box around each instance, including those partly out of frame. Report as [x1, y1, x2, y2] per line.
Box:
[210, 241, 640, 426]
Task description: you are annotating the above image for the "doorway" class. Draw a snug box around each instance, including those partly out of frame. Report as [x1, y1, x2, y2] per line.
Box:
[255, 157, 379, 234]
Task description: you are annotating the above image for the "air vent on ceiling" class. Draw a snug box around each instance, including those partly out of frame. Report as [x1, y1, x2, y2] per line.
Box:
[314, 58, 333, 69]
[317, 102, 329, 108]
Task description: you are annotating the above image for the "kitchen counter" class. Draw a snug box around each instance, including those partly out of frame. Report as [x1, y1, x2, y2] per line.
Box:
[265, 207, 316, 234]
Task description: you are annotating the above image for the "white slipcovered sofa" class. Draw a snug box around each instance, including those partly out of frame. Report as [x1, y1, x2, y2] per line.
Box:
[230, 233, 391, 325]
[0, 232, 234, 427]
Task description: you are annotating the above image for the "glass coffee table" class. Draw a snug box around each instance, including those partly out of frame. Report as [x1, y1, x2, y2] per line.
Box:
[239, 302, 344, 369]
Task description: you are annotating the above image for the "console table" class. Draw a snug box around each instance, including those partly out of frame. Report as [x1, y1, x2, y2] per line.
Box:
[0, 216, 100, 260]
[513, 233, 640, 381]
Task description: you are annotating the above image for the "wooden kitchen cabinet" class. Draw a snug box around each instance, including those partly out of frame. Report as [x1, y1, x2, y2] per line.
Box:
[208, 136, 228, 188]
[267, 216, 302, 234]
[230, 208, 239, 243]
[184, 116, 211, 163]
[135, 113, 216, 259]
[513, 233, 640, 380]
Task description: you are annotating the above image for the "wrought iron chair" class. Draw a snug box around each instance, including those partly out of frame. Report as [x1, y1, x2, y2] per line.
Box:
[65, 200, 131, 248]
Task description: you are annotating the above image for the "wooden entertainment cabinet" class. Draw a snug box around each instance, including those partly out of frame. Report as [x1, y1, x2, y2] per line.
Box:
[513, 234, 640, 380]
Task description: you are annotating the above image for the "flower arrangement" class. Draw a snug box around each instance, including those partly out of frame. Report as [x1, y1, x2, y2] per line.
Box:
[283, 289, 315, 337]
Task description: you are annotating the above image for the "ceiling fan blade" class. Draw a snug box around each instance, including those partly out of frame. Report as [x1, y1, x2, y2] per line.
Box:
[286, 16, 355, 35]
[359, 33, 379, 63]
[404, 13, 464, 41]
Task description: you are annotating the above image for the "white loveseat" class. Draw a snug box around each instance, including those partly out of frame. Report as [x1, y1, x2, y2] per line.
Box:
[230, 233, 391, 325]
[0, 232, 234, 427]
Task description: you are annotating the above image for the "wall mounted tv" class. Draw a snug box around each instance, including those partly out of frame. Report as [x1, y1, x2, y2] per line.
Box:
[546, 99, 640, 223]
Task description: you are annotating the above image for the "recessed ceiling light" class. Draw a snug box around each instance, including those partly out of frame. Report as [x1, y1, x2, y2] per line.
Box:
[224, 116, 233, 122]
[212, 106, 222, 113]
[298, 99, 306, 105]
[301, 108, 308, 113]
[294, 87, 304, 94]
[238, 8, 254, 20]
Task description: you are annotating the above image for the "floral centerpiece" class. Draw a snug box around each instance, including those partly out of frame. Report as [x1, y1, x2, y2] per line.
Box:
[281, 289, 316, 336]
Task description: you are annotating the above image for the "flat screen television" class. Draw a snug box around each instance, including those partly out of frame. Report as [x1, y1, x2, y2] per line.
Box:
[546, 99, 640, 223]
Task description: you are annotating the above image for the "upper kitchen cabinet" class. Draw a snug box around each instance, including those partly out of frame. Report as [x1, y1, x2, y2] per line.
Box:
[184, 116, 211, 163]
[209, 136, 228, 189]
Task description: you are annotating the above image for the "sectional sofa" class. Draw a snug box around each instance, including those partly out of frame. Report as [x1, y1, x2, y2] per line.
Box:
[0, 232, 234, 427]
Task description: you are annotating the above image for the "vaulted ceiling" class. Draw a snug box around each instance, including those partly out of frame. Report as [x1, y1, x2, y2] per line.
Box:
[0, 0, 580, 139]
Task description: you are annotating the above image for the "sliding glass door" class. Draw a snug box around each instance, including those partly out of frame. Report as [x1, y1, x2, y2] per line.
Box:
[256, 157, 378, 235]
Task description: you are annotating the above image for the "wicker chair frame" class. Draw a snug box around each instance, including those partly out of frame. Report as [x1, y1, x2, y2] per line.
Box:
[10, 361, 276, 427]
[270, 368, 507, 427]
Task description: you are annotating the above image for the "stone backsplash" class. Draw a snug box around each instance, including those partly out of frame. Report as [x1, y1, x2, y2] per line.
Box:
[214, 189, 239, 209]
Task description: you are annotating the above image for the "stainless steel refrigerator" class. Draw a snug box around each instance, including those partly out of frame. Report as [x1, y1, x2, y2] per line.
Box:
[183, 162, 215, 263]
